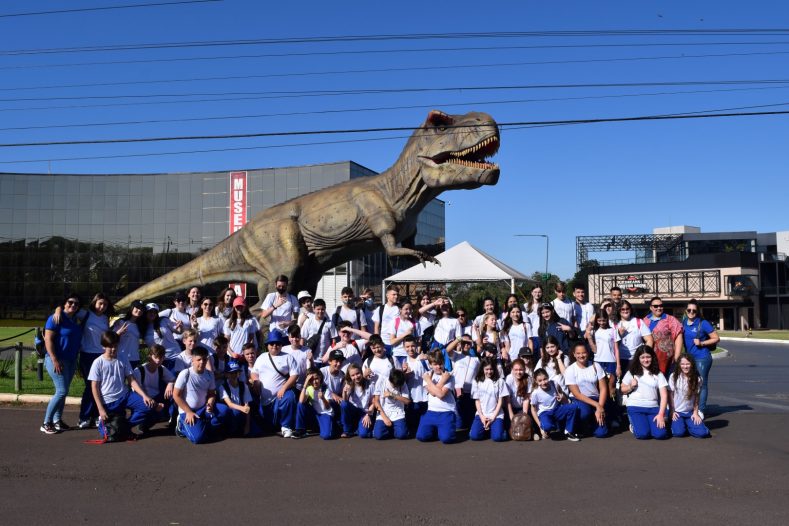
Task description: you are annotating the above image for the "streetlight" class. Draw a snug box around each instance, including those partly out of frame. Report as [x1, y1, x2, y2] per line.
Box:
[514, 234, 549, 285]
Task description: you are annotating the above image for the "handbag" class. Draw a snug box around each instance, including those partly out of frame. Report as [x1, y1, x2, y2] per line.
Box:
[305, 319, 327, 352]
[509, 412, 533, 441]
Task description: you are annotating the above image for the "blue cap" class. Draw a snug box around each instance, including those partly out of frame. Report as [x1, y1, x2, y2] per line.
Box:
[266, 330, 286, 345]
[226, 360, 242, 373]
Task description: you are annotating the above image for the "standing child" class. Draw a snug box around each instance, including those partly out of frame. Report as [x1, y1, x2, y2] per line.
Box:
[469, 357, 508, 442]
[362, 335, 395, 384]
[401, 335, 428, 435]
[216, 361, 254, 437]
[530, 368, 581, 441]
[282, 324, 312, 391]
[450, 335, 480, 431]
[669, 354, 710, 438]
[416, 350, 457, 444]
[373, 368, 410, 440]
[340, 364, 375, 438]
[89, 331, 155, 438]
[172, 346, 221, 444]
[620, 346, 669, 440]
[294, 368, 338, 440]
[132, 343, 175, 433]
[587, 311, 620, 398]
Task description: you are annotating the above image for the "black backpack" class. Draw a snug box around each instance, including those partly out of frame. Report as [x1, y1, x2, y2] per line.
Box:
[333, 306, 363, 330]
[137, 364, 165, 396]
[99, 412, 130, 443]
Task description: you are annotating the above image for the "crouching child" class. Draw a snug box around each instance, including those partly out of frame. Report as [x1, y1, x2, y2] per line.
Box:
[172, 346, 221, 444]
[132, 343, 175, 434]
[216, 360, 255, 437]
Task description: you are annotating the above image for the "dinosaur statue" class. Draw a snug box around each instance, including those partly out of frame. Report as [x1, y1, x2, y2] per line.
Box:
[115, 110, 500, 308]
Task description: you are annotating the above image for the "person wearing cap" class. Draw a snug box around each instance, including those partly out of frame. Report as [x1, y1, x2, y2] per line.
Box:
[223, 297, 260, 361]
[320, 349, 346, 415]
[250, 330, 299, 438]
[142, 302, 183, 372]
[215, 360, 255, 437]
[296, 291, 314, 326]
[260, 274, 299, 331]
[158, 291, 193, 347]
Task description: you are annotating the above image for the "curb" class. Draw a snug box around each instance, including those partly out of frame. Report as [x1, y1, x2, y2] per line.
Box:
[720, 337, 789, 345]
[0, 393, 80, 405]
[712, 348, 730, 360]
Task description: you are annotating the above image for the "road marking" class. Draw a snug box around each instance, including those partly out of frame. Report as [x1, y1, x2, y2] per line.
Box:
[712, 394, 789, 412]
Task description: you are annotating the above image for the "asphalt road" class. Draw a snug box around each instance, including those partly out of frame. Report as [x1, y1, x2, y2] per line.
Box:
[1, 342, 788, 525]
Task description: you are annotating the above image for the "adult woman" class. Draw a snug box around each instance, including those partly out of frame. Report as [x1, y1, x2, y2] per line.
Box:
[501, 306, 532, 365]
[537, 302, 575, 355]
[194, 296, 223, 351]
[682, 299, 719, 418]
[616, 300, 654, 373]
[215, 287, 237, 323]
[41, 294, 84, 434]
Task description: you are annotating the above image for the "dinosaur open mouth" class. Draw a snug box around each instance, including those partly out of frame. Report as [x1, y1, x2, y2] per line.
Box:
[433, 135, 500, 170]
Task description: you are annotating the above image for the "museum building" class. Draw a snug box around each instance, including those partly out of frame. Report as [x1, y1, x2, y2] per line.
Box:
[0, 161, 445, 318]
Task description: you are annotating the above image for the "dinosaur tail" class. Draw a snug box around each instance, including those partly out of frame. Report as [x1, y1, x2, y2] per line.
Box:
[114, 236, 256, 308]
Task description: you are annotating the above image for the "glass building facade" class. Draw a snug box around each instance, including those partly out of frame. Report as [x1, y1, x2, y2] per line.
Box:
[0, 161, 445, 318]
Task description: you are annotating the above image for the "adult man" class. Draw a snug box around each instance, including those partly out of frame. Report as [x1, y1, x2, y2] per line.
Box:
[250, 331, 298, 437]
[572, 286, 595, 335]
[551, 282, 576, 328]
[643, 296, 683, 375]
[260, 275, 299, 331]
[372, 285, 400, 337]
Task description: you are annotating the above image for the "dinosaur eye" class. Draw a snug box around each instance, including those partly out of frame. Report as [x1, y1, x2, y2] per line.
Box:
[427, 110, 454, 129]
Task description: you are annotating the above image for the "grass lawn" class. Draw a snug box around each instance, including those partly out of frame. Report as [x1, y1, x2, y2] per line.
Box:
[719, 330, 789, 341]
[0, 326, 38, 347]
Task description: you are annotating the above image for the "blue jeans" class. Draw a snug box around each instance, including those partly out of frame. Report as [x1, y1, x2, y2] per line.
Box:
[470, 416, 508, 442]
[44, 355, 77, 424]
[694, 355, 713, 414]
[627, 405, 669, 440]
[373, 418, 409, 440]
[671, 411, 710, 438]
[78, 352, 102, 422]
[339, 401, 373, 438]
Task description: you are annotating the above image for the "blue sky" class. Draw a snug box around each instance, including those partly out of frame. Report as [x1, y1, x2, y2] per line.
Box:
[1, 0, 788, 279]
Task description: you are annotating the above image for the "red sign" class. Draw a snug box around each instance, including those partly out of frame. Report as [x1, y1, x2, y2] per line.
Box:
[229, 171, 248, 297]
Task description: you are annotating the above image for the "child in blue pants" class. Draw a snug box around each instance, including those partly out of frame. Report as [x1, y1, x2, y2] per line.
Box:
[469, 357, 508, 442]
[294, 368, 338, 440]
[89, 331, 155, 438]
[373, 368, 410, 440]
[173, 346, 221, 444]
[668, 354, 711, 438]
[530, 368, 581, 441]
[340, 363, 375, 438]
[215, 361, 256, 437]
[621, 347, 669, 440]
[416, 350, 457, 444]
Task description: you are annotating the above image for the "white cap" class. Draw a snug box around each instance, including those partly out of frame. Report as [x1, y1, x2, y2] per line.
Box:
[145, 302, 160, 312]
[297, 291, 312, 301]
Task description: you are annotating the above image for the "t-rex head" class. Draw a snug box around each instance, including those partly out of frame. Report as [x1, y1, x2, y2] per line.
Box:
[409, 110, 500, 190]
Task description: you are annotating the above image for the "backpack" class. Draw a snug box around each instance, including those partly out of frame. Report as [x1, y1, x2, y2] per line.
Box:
[137, 364, 165, 396]
[364, 354, 395, 371]
[97, 412, 131, 443]
[223, 379, 246, 404]
[509, 412, 534, 441]
[333, 306, 362, 330]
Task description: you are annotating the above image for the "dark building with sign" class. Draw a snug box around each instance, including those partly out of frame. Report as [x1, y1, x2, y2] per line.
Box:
[0, 161, 445, 319]
[578, 226, 788, 330]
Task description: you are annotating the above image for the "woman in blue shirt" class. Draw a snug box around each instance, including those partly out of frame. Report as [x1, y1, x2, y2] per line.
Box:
[537, 302, 576, 355]
[682, 299, 719, 418]
[41, 294, 85, 434]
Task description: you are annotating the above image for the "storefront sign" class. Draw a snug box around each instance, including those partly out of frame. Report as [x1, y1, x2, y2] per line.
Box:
[618, 275, 648, 293]
[229, 171, 248, 297]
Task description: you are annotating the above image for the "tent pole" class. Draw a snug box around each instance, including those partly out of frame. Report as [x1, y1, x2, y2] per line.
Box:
[511, 278, 515, 294]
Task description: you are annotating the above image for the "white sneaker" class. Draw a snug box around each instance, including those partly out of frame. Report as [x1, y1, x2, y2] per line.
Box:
[532, 433, 541, 441]
[281, 427, 293, 438]
[697, 411, 705, 420]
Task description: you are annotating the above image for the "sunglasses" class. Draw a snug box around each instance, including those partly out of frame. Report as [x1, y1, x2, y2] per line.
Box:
[66, 300, 80, 306]
[651, 304, 663, 308]
[686, 309, 697, 314]
[619, 308, 631, 312]
[202, 302, 213, 307]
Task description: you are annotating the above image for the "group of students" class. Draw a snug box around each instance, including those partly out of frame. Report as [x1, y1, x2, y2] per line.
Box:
[40, 276, 717, 445]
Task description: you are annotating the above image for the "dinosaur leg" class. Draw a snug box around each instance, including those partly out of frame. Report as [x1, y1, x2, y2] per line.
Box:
[379, 233, 440, 266]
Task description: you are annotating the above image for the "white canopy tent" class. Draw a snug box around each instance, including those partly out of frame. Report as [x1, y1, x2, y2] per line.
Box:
[383, 241, 533, 293]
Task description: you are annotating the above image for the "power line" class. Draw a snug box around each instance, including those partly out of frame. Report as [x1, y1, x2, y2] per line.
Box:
[4, 79, 789, 105]
[4, 29, 789, 56]
[4, 40, 789, 71]
[5, 49, 789, 93]
[2, 109, 788, 149]
[0, 0, 221, 19]
[3, 87, 789, 133]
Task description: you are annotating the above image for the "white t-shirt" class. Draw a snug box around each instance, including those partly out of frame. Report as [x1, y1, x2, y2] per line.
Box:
[503, 322, 531, 362]
[524, 304, 541, 339]
[282, 345, 310, 389]
[302, 316, 337, 357]
[252, 352, 298, 405]
[174, 367, 216, 413]
[173, 350, 198, 374]
[218, 381, 253, 406]
[622, 371, 667, 408]
[424, 372, 456, 412]
[262, 292, 299, 329]
[160, 308, 192, 341]
[88, 355, 132, 404]
[593, 327, 619, 363]
[384, 317, 419, 357]
[417, 311, 436, 334]
[81, 312, 109, 354]
[472, 314, 501, 341]
[374, 376, 408, 421]
[223, 317, 260, 354]
[305, 386, 333, 416]
[372, 304, 400, 338]
[452, 354, 480, 393]
[530, 381, 561, 415]
[505, 373, 531, 411]
[404, 356, 428, 403]
[364, 355, 394, 385]
[552, 299, 575, 325]
[112, 318, 141, 363]
[195, 316, 223, 351]
[433, 317, 462, 346]
[617, 318, 652, 359]
[329, 340, 364, 371]
[144, 319, 180, 360]
[347, 382, 375, 411]
[133, 363, 175, 398]
[535, 355, 570, 380]
[574, 302, 595, 332]
[320, 366, 345, 399]
[564, 361, 605, 399]
[471, 377, 507, 419]
[669, 374, 701, 413]
[335, 305, 367, 330]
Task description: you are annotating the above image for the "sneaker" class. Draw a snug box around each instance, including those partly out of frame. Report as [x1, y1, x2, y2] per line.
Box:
[174, 420, 185, 438]
[53, 420, 71, 432]
[40, 423, 58, 435]
[290, 430, 304, 439]
[281, 427, 293, 438]
[629, 424, 634, 435]
[564, 431, 581, 442]
[78, 419, 92, 430]
[532, 433, 541, 441]
[697, 411, 705, 420]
